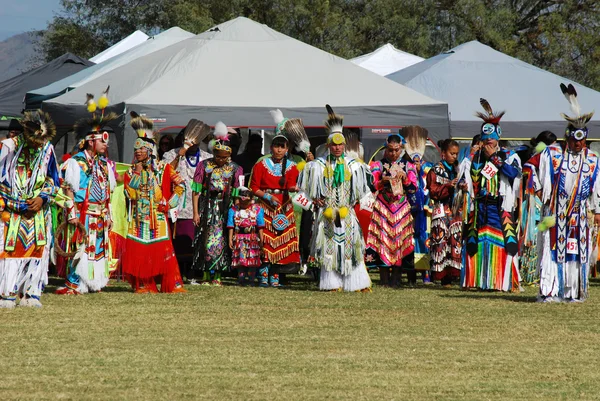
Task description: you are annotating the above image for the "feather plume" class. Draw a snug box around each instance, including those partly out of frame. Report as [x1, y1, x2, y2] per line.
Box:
[183, 119, 210, 148]
[213, 121, 229, 140]
[270, 109, 285, 126]
[344, 129, 361, 157]
[475, 98, 505, 124]
[324, 104, 343, 134]
[129, 111, 154, 138]
[402, 126, 428, 160]
[560, 83, 594, 129]
[98, 85, 110, 109]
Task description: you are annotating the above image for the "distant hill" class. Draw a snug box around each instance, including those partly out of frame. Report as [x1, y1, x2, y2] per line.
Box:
[0, 32, 39, 83]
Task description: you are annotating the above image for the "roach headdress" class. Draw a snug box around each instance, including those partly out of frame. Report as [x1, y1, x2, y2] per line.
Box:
[475, 98, 505, 141]
[324, 104, 345, 145]
[21, 110, 56, 148]
[130, 111, 158, 158]
[560, 83, 594, 140]
[73, 85, 117, 149]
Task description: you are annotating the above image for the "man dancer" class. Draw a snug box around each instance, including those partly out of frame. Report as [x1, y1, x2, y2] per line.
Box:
[55, 90, 117, 295]
[460, 98, 522, 292]
[298, 105, 372, 292]
[0, 110, 60, 308]
[527, 84, 600, 302]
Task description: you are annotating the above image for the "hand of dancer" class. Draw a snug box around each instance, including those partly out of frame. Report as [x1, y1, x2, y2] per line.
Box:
[313, 198, 325, 207]
[594, 213, 600, 228]
[26, 197, 43, 213]
[178, 147, 187, 157]
[229, 237, 234, 249]
[450, 178, 459, 187]
[483, 143, 496, 158]
[68, 217, 78, 225]
[193, 213, 200, 226]
[135, 162, 143, 173]
[107, 219, 113, 232]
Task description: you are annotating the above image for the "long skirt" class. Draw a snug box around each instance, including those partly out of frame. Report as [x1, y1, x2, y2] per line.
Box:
[463, 202, 518, 291]
[365, 196, 414, 267]
[261, 201, 300, 266]
[430, 211, 462, 280]
[191, 198, 230, 273]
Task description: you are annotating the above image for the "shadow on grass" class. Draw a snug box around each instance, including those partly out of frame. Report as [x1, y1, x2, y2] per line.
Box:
[440, 292, 538, 303]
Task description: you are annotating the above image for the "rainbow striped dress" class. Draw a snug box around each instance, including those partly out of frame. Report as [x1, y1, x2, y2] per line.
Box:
[461, 148, 522, 291]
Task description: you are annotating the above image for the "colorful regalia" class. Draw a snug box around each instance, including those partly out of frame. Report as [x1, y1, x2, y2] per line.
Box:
[227, 202, 265, 267]
[121, 112, 185, 293]
[298, 105, 372, 292]
[461, 99, 522, 291]
[0, 111, 60, 308]
[427, 161, 462, 280]
[520, 145, 546, 285]
[250, 157, 300, 264]
[527, 84, 600, 301]
[57, 88, 117, 294]
[60, 150, 116, 293]
[366, 157, 417, 267]
[162, 119, 212, 264]
[191, 157, 243, 275]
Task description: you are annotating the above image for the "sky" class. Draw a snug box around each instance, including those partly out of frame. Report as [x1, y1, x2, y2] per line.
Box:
[0, 0, 62, 41]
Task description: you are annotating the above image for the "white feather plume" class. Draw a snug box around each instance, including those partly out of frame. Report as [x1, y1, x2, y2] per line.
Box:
[296, 138, 311, 153]
[270, 109, 285, 126]
[214, 121, 228, 139]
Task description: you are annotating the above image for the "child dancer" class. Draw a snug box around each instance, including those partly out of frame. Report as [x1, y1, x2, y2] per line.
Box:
[228, 186, 265, 286]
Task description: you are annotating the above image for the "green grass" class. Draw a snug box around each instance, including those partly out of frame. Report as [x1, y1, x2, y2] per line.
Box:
[2, 275, 600, 400]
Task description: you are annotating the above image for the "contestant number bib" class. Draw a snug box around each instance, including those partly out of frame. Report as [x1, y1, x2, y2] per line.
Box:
[567, 238, 578, 255]
[433, 204, 445, 219]
[481, 162, 498, 180]
[292, 191, 313, 211]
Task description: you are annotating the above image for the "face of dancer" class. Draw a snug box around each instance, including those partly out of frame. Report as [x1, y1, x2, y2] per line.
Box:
[213, 149, 230, 167]
[89, 137, 108, 155]
[134, 147, 150, 163]
[443, 145, 459, 165]
[329, 143, 345, 158]
[384, 141, 402, 162]
[484, 138, 498, 149]
[271, 141, 288, 161]
[567, 136, 585, 153]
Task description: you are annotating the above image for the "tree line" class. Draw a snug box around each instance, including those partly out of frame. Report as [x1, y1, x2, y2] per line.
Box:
[36, 0, 600, 90]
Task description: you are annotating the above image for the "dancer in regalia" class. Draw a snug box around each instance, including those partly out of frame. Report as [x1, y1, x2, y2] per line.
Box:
[249, 115, 301, 287]
[427, 139, 464, 287]
[527, 84, 600, 302]
[162, 119, 212, 278]
[0, 111, 60, 308]
[298, 105, 372, 292]
[402, 126, 433, 284]
[461, 99, 522, 291]
[56, 88, 117, 295]
[121, 112, 186, 293]
[365, 134, 417, 287]
[191, 122, 243, 286]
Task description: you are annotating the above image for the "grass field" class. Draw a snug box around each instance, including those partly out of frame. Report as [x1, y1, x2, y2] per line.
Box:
[2, 275, 600, 400]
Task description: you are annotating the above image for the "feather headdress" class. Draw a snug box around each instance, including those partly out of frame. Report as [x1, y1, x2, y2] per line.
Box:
[208, 121, 232, 153]
[182, 119, 211, 149]
[324, 104, 345, 145]
[74, 85, 117, 148]
[475, 98, 504, 140]
[130, 111, 158, 158]
[269, 109, 310, 153]
[402, 126, 428, 161]
[560, 83, 594, 133]
[21, 110, 56, 148]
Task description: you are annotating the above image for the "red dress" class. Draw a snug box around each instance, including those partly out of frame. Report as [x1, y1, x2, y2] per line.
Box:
[250, 157, 300, 266]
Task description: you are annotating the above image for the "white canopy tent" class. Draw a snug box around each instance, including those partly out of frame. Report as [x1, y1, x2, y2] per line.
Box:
[90, 30, 149, 64]
[387, 41, 600, 139]
[351, 43, 424, 76]
[28, 27, 195, 106]
[42, 17, 449, 161]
